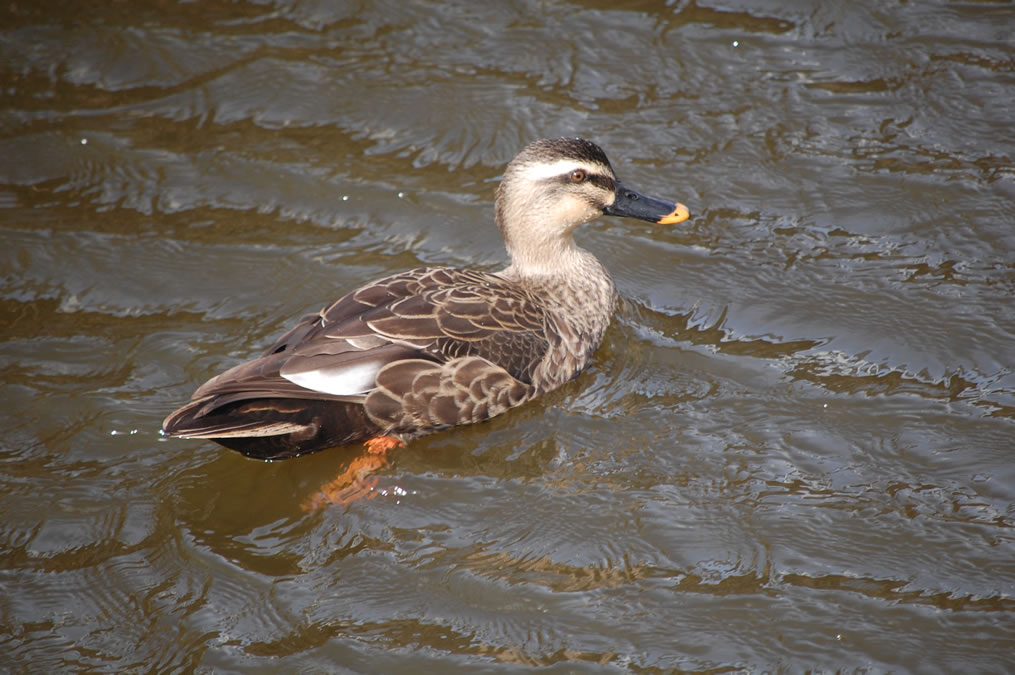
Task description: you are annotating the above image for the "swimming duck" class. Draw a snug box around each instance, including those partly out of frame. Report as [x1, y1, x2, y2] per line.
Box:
[163, 138, 689, 493]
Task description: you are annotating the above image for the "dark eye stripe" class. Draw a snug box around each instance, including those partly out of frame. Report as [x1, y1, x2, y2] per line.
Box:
[588, 174, 614, 191]
[554, 172, 614, 190]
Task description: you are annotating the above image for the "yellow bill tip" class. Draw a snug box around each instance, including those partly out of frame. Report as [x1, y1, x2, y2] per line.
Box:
[656, 202, 690, 225]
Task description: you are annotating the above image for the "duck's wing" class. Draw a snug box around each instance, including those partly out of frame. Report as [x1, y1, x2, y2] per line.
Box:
[167, 267, 551, 430]
[309, 267, 553, 433]
[275, 267, 550, 390]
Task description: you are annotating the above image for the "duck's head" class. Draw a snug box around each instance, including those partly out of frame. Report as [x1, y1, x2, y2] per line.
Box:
[495, 137, 689, 269]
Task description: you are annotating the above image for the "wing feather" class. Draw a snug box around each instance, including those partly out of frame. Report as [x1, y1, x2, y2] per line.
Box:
[166, 266, 554, 448]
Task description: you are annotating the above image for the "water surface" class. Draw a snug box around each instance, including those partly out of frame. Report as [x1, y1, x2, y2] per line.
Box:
[2, 0, 1013, 672]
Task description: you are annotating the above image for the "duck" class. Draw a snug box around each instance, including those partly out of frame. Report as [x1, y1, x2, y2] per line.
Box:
[163, 137, 688, 504]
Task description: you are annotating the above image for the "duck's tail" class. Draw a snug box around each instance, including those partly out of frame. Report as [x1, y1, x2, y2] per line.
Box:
[162, 396, 379, 460]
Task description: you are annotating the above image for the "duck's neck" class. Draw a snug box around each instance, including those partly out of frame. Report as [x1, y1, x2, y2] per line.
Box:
[494, 200, 618, 350]
[499, 231, 583, 279]
[499, 239, 618, 354]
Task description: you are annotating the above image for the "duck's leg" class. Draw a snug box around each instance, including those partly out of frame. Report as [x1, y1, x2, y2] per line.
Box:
[301, 436, 405, 511]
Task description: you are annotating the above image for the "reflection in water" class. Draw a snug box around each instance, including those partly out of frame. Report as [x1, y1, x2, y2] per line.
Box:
[1, 0, 1013, 671]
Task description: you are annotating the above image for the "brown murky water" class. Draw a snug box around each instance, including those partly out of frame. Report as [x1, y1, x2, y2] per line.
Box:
[2, 1, 1014, 672]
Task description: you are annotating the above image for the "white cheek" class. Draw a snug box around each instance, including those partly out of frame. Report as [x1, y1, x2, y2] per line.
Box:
[555, 194, 601, 229]
[281, 360, 382, 396]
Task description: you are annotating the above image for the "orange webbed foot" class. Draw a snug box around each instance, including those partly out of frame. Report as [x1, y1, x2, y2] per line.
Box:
[364, 435, 403, 455]
[301, 436, 405, 512]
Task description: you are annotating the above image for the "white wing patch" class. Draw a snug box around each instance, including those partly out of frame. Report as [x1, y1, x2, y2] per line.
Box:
[281, 359, 383, 396]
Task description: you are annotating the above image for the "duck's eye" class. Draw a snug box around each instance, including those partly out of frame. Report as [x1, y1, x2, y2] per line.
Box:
[569, 169, 587, 183]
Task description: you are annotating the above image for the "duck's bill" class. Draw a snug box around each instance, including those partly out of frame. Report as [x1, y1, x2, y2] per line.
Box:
[603, 183, 690, 225]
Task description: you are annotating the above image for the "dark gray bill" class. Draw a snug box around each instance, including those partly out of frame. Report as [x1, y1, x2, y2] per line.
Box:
[603, 182, 689, 225]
